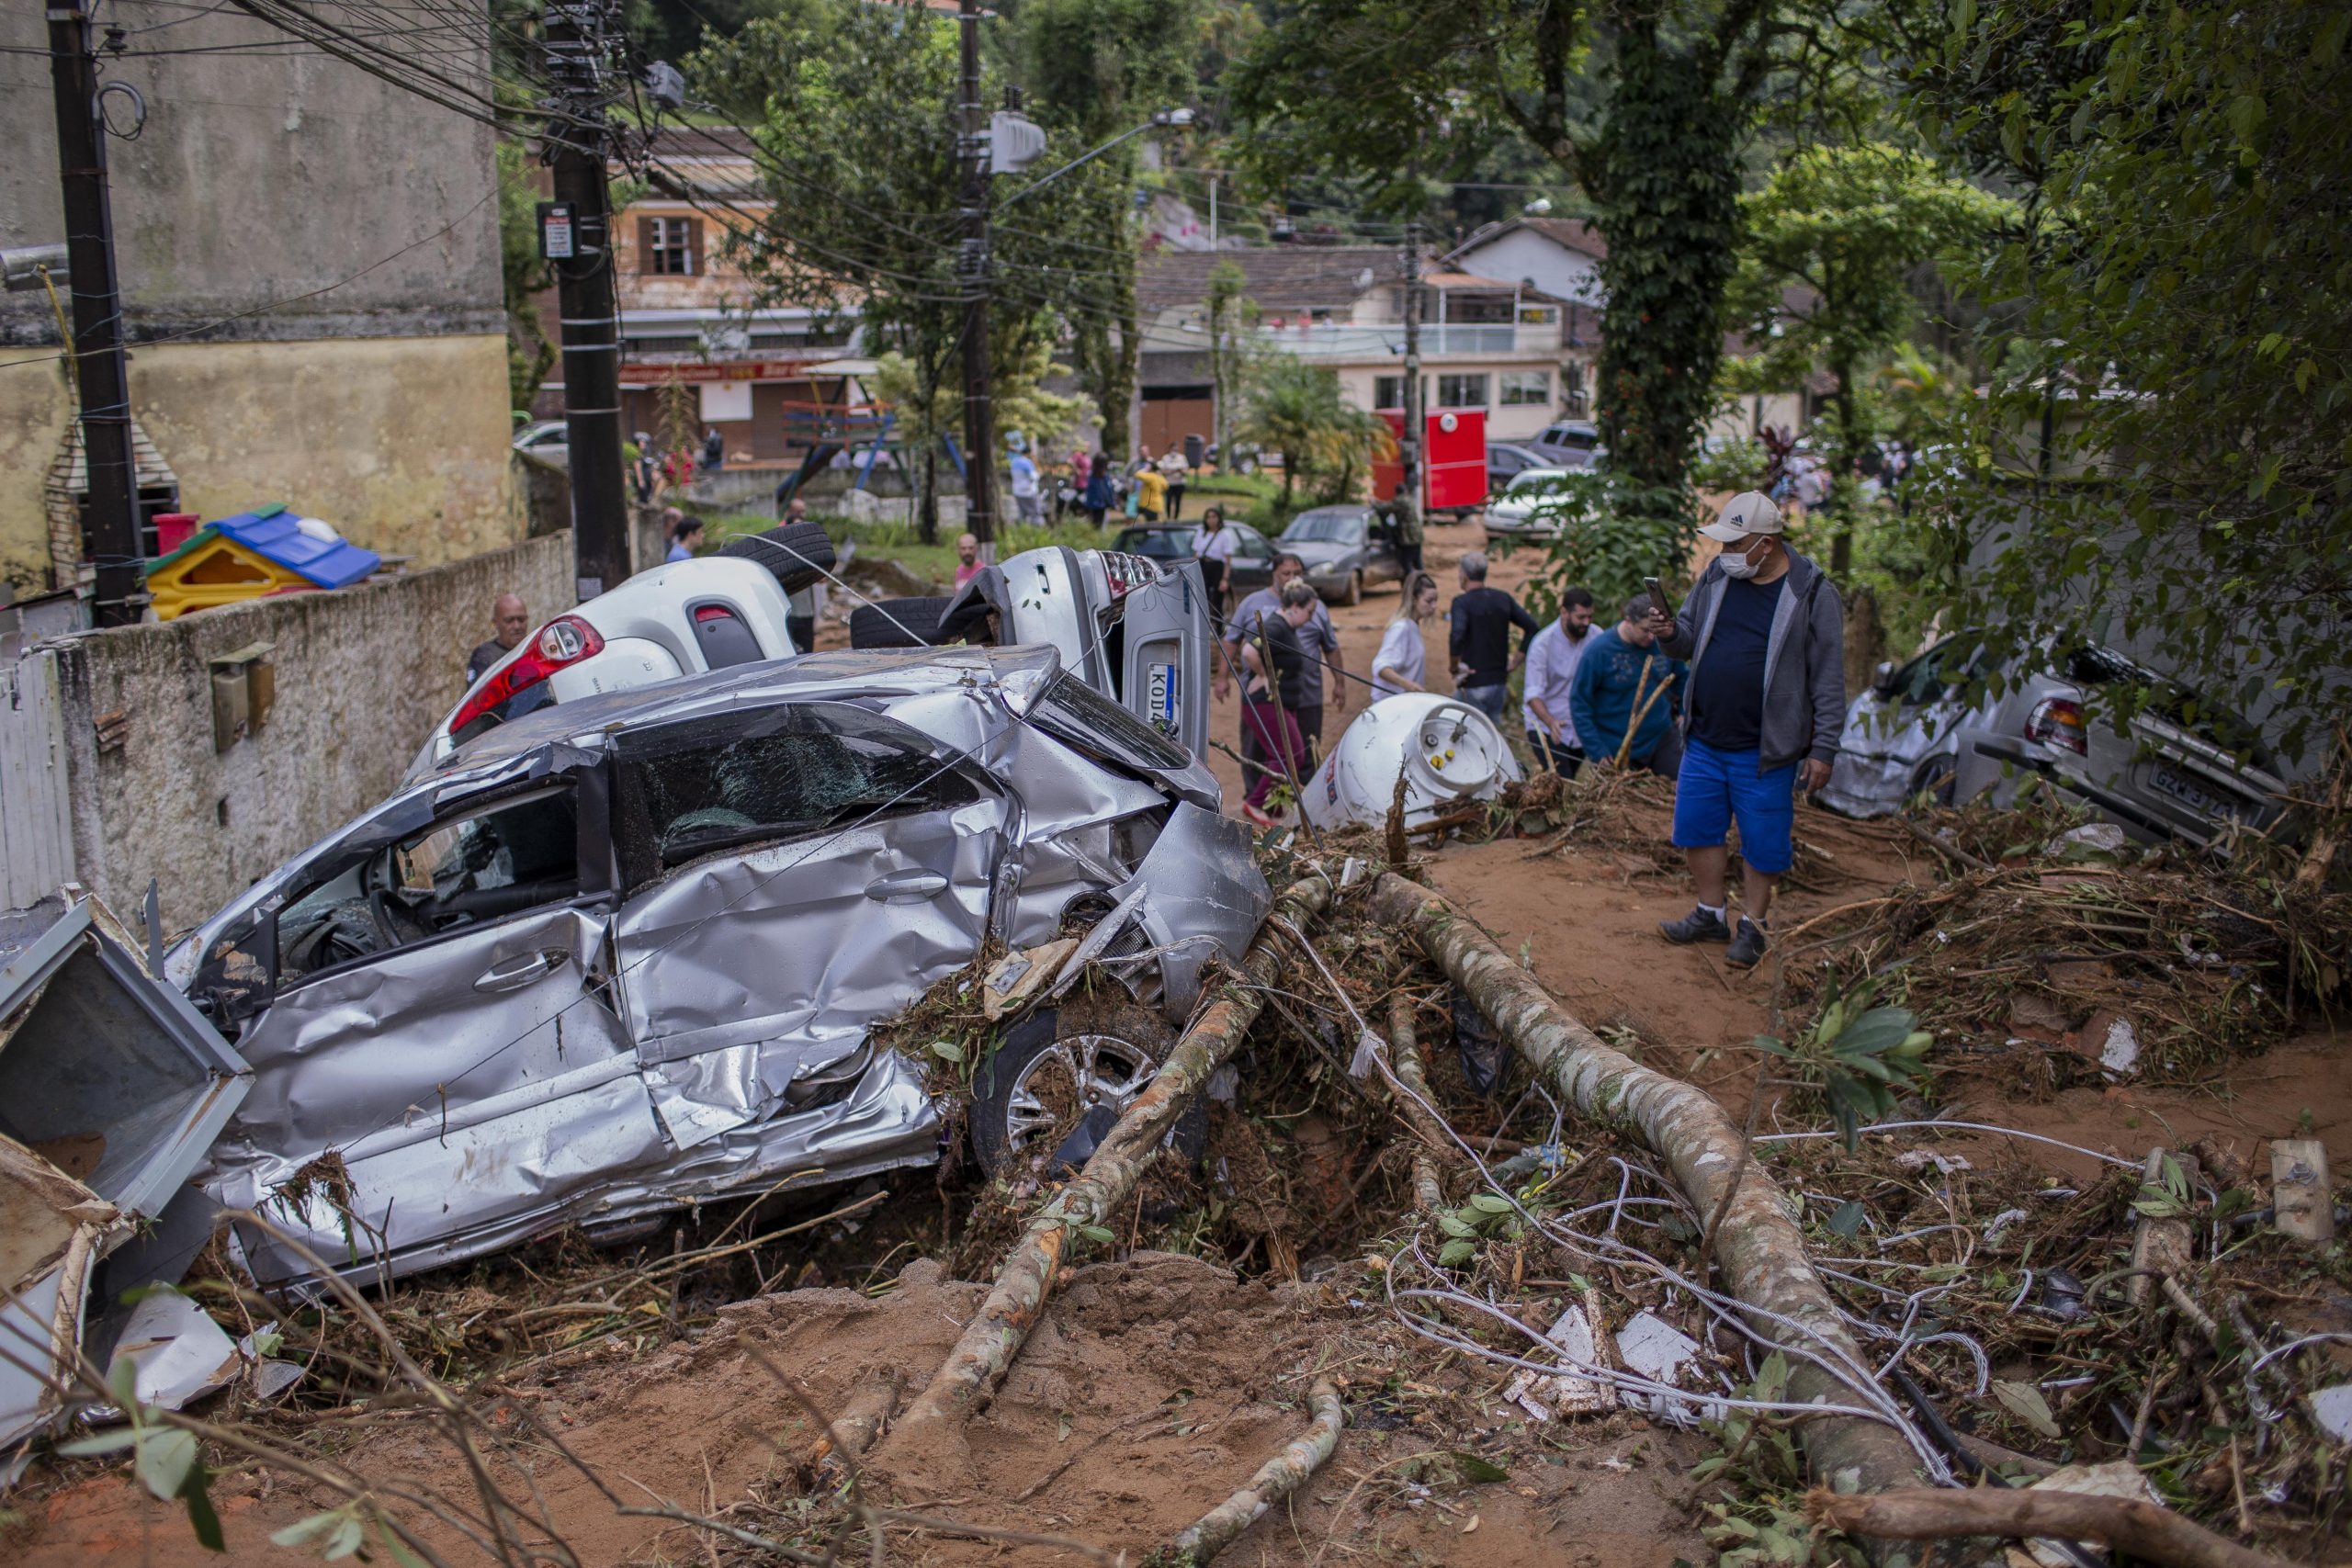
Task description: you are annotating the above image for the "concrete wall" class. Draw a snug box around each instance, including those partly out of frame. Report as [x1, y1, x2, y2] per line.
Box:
[0, 336, 525, 587]
[0, 2, 520, 597]
[54, 532, 577, 931]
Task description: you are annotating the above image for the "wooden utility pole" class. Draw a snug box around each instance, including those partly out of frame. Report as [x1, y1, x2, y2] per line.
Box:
[46, 1, 141, 626]
[1399, 221, 1424, 540]
[956, 0, 998, 552]
[543, 1, 629, 598]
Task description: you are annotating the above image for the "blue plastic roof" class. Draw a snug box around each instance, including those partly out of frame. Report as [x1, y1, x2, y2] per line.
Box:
[209, 506, 381, 589]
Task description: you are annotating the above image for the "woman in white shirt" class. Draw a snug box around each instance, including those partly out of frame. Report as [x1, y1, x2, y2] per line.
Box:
[1195, 505, 1239, 615]
[1373, 571, 1440, 699]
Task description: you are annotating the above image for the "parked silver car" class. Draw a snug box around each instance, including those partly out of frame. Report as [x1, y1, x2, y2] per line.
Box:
[160, 646, 1269, 1289]
[1277, 504, 1401, 605]
[1821, 637, 2285, 845]
[1950, 645, 2286, 846]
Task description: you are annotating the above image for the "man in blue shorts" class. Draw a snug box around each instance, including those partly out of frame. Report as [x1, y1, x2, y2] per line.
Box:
[1645, 491, 1844, 968]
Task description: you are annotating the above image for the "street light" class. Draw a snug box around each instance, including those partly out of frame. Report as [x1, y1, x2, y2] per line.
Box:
[998, 107, 1194, 209]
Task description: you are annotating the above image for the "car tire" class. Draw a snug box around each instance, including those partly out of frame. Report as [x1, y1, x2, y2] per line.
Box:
[1910, 751, 1959, 808]
[970, 994, 1205, 1180]
[718, 521, 836, 593]
[1341, 570, 1362, 607]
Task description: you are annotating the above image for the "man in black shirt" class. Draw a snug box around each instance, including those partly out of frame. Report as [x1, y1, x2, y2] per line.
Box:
[465, 592, 551, 721]
[1447, 550, 1539, 721]
[1647, 491, 1845, 968]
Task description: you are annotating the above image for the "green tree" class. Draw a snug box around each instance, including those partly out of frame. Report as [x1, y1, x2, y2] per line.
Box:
[495, 138, 555, 415]
[1012, 0, 1202, 463]
[1722, 142, 2013, 570]
[690, 1, 1126, 538]
[1905, 0, 2352, 763]
[1239, 359, 1389, 505]
[1230, 0, 1805, 549]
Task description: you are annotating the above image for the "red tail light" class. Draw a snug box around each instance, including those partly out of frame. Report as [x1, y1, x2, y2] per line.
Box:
[1099, 550, 1159, 601]
[692, 604, 734, 623]
[2025, 696, 2088, 756]
[450, 614, 605, 735]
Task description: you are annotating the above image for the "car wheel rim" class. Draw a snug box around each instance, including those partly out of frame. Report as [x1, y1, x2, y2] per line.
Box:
[1002, 1032, 1157, 1155]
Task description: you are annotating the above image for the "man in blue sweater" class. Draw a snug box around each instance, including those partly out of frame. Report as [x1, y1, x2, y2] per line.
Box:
[1567, 592, 1687, 773]
[1647, 491, 1845, 967]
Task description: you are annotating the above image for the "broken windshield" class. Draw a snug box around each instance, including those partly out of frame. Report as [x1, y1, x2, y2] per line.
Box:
[616, 716, 978, 881]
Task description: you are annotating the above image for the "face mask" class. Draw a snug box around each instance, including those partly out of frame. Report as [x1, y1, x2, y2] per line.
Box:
[1718, 546, 1761, 579]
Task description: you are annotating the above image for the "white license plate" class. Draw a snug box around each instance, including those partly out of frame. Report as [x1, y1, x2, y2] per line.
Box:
[2146, 762, 2237, 821]
[1147, 662, 1179, 736]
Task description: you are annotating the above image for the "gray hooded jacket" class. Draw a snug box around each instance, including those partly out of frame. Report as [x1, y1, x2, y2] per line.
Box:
[1657, 547, 1846, 772]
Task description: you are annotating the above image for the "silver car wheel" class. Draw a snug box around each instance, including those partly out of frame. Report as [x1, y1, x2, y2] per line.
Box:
[1001, 1032, 1157, 1154]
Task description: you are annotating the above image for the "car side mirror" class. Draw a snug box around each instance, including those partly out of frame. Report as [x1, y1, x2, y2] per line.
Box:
[1870, 660, 1900, 699]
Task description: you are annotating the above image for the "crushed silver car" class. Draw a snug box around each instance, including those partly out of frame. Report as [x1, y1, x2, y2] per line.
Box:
[159, 645, 1269, 1290]
[1818, 636, 1994, 818]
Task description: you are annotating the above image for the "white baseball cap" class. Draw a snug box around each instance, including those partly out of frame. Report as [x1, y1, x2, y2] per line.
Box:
[1700, 491, 1784, 543]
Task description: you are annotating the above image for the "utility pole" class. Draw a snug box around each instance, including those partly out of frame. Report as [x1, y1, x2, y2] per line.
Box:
[47, 2, 141, 627]
[1398, 220, 1424, 547]
[955, 0, 998, 554]
[542, 2, 628, 600]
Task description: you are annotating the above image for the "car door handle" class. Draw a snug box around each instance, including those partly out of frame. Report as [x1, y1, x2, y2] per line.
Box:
[865, 869, 950, 903]
[474, 948, 570, 993]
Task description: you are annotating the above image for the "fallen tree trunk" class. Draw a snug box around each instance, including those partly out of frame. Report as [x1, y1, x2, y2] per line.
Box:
[1365, 873, 1925, 1499]
[896, 878, 1333, 1438]
[1808, 1487, 2290, 1568]
[1150, 1378, 1344, 1566]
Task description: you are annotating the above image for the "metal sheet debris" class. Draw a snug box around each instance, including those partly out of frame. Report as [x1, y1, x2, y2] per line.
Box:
[112, 1290, 241, 1411]
[1503, 1303, 1614, 1419]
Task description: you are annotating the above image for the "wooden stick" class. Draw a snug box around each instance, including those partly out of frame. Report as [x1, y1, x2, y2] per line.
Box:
[893, 878, 1334, 1438]
[1152, 1379, 1344, 1566]
[1613, 656, 1660, 768]
[1386, 992, 1447, 1213]
[1365, 874, 1927, 1501]
[1807, 1486, 2292, 1568]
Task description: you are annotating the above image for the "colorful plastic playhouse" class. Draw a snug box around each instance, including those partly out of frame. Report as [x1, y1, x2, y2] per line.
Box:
[142, 505, 382, 621]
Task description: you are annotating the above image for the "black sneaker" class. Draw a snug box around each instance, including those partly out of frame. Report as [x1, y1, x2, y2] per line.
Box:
[1659, 906, 1732, 945]
[1724, 918, 1770, 969]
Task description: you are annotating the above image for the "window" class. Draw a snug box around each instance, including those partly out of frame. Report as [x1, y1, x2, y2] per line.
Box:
[1435, 374, 1488, 409]
[640, 216, 701, 276]
[1500, 370, 1553, 407]
[1373, 376, 1406, 411]
[1518, 304, 1560, 325]
[257, 786, 582, 985]
[615, 714, 978, 881]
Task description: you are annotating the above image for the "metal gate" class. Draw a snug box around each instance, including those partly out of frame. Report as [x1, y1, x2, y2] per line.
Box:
[1, 649, 77, 909]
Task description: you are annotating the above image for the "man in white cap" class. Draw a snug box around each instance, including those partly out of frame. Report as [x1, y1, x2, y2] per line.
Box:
[1645, 491, 1844, 967]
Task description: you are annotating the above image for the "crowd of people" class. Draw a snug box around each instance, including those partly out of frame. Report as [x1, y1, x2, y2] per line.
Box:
[1212, 489, 1845, 969]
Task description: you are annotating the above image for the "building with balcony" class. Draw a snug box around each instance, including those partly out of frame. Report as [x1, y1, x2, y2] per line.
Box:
[540, 127, 869, 467]
[1136, 245, 1595, 456]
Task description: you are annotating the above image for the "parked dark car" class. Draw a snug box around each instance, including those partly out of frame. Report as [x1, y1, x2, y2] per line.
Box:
[1486, 442, 1551, 494]
[1114, 521, 1277, 597]
[1276, 504, 1402, 606]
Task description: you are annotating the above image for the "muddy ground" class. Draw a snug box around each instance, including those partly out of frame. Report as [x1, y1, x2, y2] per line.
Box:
[12, 516, 2348, 1566]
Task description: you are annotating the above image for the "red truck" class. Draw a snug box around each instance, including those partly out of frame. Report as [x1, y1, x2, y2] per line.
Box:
[1373, 408, 1489, 517]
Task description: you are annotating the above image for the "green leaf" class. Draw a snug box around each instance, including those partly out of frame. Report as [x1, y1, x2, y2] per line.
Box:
[1835, 1007, 1919, 1057]
[1436, 1212, 1478, 1238]
[1076, 1224, 1115, 1245]
[324, 1516, 367, 1560]
[274, 1511, 353, 1550]
[57, 1427, 141, 1457]
[1466, 1193, 1516, 1215]
[1437, 1238, 1476, 1267]
[1452, 1451, 1509, 1483]
[927, 1039, 964, 1063]
[1827, 1201, 1867, 1239]
[107, 1355, 141, 1414]
[135, 1427, 200, 1502]
[181, 1467, 225, 1553]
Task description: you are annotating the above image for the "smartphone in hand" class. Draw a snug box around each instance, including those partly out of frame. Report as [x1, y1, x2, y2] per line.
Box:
[1643, 575, 1676, 623]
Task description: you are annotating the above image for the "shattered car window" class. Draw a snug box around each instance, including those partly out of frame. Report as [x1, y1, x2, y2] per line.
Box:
[616, 722, 978, 878]
[274, 787, 582, 978]
[1029, 671, 1192, 774]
